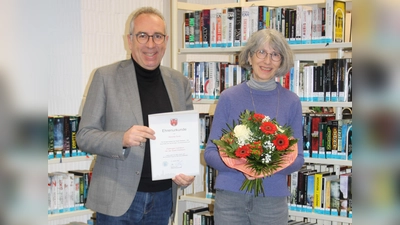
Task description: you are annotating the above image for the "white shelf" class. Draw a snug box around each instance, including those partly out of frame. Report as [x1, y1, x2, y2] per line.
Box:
[48, 209, 94, 221]
[179, 191, 351, 223]
[289, 211, 352, 223]
[304, 158, 352, 166]
[301, 101, 352, 108]
[177, 0, 328, 11]
[180, 191, 214, 204]
[48, 155, 96, 164]
[179, 43, 352, 54]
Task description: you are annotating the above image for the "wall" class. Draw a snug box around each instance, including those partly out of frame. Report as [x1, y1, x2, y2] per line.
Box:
[46, 0, 168, 116]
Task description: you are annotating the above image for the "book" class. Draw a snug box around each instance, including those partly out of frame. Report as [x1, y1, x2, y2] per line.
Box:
[189, 12, 195, 48]
[201, 9, 210, 48]
[318, 121, 327, 158]
[311, 5, 322, 43]
[194, 10, 202, 48]
[234, 7, 241, 47]
[69, 116, 79, 157]
[226, 8, 235, 47]
[48, 116, 55, 159]
[184, 12, 190, 48]
[63, 116, 72, 157]
[258, 6, 265, 30]
[241, 7, 250, 46]
[221, 8, 228, 48]
[206, 165, 217, 199]
[321, 174, 339, 210]
[53, 115, 64, 158]
[324, 0, 334, 43]
[68, 170, 92, 203]
[333, 0, 346, 43]
[188, 206, 209, 225]
[248, 5, 259, 37]
[210, 9, 217, 47]
[215, 8, 223, 47]
[339, 173, 351, 217]
[310, 114, 322, 158]
[329, 179, 341, 215]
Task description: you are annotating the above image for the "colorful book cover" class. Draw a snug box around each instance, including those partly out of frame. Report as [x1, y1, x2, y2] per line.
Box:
[333, 0, 346, 43]
[189, 12, 195, 48]
[184, 12, 190, 48]
[201, 9, 210, 48]
[53, 115, 64, 158]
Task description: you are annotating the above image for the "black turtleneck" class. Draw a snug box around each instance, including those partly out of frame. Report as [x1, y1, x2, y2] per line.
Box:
[132, 58, 173, 192]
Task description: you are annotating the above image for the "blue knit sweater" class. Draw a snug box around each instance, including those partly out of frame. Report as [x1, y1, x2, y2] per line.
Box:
[204, 82, 304, 196]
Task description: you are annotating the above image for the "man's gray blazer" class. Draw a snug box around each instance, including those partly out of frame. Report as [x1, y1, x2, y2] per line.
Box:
[76, 59, 194, 217]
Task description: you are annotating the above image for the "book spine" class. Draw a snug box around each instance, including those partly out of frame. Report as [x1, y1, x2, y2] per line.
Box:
[189, 12, 195, 48]
[53, 116, 64, 158]
[221, 8, 228, 48]
[202, 9, 210, 47]
[210, 9, 217, 47]
[258, 6, 264, 31]
[185, 12, 190, 48]
[249, 6, 258, 37]
[333, 0, 345, 43]
[216, 8, 223, 47]
[226, 8, 235, 47]
[314, 173, 323, 210]
[241, 7, 250, 46]
[48, 116, 55, 159]
[234, 7, 241, 47]
[324, 0, 334, 43]
[194, 11, 201, 48]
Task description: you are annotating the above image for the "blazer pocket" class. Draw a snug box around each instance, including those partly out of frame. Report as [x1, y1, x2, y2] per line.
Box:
[88, 163, 117, 205]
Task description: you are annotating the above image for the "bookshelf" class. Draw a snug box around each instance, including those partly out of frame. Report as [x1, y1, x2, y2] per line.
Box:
[48, 156, 95, 225]
[171, 0, 352, 224]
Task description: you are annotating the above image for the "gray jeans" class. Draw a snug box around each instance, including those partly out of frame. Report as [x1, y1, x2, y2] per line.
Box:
[214, 189, 288, 225]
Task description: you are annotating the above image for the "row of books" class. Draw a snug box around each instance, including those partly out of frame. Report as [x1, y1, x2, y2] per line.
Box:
[302, 113, 352, 160]
[183, 57, 352, 103]
[288, 164, 352, 218]
[292, 58, 352, 102]
[48, 115, 88, 159]
[184, 0, 350, 48]
[48, 170, 92, 214]
[183, 61, 250, 100]
[183, 206, 213, 225]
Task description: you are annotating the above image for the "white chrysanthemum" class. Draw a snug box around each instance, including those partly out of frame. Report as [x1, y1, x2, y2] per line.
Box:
[234, 124, 252, 146]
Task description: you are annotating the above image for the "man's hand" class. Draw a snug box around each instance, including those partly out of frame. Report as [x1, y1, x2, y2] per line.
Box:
[123, 125, 155, 147]
[172, 174, 195, 187]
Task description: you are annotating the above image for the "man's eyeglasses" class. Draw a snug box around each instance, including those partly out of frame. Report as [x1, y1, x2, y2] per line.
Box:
[254, 50, 282, 62]
[134, 32, 166, 44]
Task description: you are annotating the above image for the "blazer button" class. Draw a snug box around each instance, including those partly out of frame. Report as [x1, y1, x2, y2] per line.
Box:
[135, 171, 140, 175]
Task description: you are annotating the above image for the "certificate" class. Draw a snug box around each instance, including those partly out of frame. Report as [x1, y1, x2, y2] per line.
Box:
[148, 110, 200, 181]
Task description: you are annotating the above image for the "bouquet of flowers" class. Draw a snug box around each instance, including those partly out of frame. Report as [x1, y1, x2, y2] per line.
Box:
[212, 110, 298, 197]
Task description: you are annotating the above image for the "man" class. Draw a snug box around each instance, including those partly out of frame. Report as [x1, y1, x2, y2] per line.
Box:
[76, 7, 195, 225]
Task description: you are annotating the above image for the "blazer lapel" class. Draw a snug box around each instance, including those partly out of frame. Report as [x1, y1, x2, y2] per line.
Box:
[118, 59, 144, 125]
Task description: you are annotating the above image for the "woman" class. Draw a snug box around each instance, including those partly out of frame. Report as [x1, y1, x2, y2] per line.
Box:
[204, 29, 304, 225]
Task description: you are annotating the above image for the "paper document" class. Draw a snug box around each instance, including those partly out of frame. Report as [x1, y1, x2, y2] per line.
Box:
[148, 110, 200, 181]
